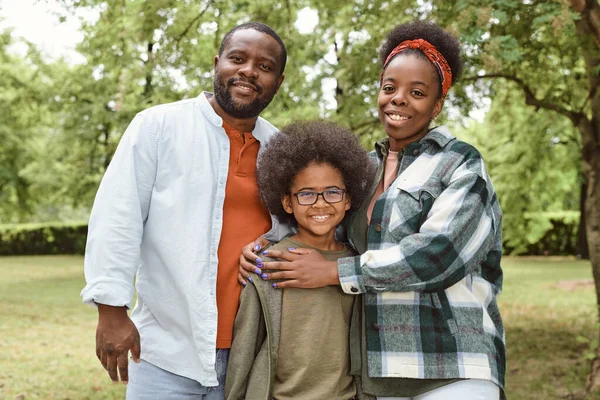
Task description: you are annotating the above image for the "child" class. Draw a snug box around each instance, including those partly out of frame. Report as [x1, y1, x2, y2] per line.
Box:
[225, 121, 375, 400]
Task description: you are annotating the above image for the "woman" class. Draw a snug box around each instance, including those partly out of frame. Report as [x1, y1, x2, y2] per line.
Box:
[240, 21, 505, 400]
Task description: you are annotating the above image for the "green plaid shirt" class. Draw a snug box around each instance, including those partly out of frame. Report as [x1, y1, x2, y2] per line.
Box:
[338, 126, 505, 393]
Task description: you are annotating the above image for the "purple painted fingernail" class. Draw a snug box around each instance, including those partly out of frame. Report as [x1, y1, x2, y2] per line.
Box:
[288, 247, 296, 251]
[242, 281, 247, 286]
[261, 273, 268, 279]
[254, 244, 261, 251]
[248, 276, 253, 283]
[254, 268, 261, 274]
[262, 250, 269, 255]
[272, 283, 277, 288]
[256, 257, 263, 263]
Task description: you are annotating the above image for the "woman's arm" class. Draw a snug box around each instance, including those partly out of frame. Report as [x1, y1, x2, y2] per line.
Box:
[338, 156, 502, 294]
[259, 248, 339, 288]
[259, 155, 502, 293]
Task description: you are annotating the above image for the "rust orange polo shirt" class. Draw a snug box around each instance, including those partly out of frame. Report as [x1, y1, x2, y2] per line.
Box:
[216, 121, 272, 348]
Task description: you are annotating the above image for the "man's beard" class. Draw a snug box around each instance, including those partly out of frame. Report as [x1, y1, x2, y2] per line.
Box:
[213, 74, 275, 119]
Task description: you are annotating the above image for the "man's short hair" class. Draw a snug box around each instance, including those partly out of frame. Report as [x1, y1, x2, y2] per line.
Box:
[218, 22, 287, 75]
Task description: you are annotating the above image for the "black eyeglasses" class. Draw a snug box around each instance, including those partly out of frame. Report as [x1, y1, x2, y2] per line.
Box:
[292, 188, 346, 206]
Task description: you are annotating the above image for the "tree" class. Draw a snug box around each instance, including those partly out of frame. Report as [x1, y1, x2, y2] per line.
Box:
[0, 30, 60, 223]
[429, 0, 600, 390]
[460, 86, 582, 255]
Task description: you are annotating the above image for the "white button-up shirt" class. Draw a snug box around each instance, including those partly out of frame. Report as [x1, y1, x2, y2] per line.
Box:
[81, 92, 290, 386]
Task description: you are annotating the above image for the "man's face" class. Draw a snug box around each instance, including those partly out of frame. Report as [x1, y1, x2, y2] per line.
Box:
[213, 29, 284, 119]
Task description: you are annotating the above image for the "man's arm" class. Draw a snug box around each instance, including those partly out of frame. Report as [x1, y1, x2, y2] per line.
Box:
[81, 112, 158, 383]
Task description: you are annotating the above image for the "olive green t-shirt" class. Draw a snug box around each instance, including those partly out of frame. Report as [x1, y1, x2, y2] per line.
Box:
[271, 237, 357, 400]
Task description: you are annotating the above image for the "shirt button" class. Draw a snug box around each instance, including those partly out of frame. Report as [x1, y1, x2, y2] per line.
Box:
[372, 323, 380, 331]
[374, 224, 382, 232]
[412, 148, 420, 156]
[350, 287, 359, 293]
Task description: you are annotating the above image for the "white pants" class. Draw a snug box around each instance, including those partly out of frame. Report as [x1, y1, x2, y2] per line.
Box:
[378, 379, 500, 400]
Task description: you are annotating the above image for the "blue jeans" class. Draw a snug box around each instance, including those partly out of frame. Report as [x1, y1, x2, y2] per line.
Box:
[126, 349, 229, 400]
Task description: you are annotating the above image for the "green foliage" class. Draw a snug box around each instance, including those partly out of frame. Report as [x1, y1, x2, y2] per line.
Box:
[0, 0, 593, 258]
[457, 85, 582, 255]
[0, 30, 61, 223]
[503, 211, 580, 255]
[0, 222, 88, 255]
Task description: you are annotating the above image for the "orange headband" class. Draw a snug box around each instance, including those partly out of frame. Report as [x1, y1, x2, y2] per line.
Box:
[381, 38, 453, 99]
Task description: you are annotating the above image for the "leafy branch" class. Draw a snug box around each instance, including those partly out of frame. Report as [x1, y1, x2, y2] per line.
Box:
[463, 73, 587, 125]
[175, 0, 215, 44]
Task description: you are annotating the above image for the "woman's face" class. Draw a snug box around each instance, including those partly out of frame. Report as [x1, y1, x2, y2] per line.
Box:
[377, 54, 443, 151]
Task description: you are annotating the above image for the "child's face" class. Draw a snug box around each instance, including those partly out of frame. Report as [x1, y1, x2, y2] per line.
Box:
[282, 161, 351, 244]
[378, 54, 443, 151]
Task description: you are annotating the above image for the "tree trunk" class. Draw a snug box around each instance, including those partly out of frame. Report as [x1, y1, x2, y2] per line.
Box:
[569, 2, 600, 390]
[578, 180, 590, 259]
[581, 120, 600, 392]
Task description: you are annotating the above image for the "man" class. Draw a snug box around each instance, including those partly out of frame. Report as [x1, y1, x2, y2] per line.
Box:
[80, 22, 289, 399]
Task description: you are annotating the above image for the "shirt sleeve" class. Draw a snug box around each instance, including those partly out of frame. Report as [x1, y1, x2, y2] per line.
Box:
[80, 112, 158, 308]
[338, 155, 501, 294]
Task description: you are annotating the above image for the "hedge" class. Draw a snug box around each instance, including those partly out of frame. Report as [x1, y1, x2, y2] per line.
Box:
[0, 222, 88, 255]
[502, 211, 580, 256]
[0, 212, 583, 256]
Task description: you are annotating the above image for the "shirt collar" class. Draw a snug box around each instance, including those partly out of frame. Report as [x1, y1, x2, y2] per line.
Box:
[197, 91, 274, 144]
[374, 125, 455, 157]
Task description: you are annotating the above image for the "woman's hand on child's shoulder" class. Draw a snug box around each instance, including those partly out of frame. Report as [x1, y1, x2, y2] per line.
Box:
[238, 236, 270, 286]
[260, 248, 339, 289]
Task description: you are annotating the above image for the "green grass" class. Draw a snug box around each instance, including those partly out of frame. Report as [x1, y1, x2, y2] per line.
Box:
[0, 256, 125, 400]
[0, 255, 598, 399]
[501, 256, 598, 399]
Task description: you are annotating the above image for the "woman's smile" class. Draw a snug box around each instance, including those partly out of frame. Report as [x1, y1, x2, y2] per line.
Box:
[377, 54, 443, 151]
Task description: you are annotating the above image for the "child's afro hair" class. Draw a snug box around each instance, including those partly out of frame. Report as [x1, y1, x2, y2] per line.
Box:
[257, 120, 375, 226]
[379, 21, 463, 96]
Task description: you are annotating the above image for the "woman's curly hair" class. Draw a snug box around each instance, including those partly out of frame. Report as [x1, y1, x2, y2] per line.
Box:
[257, 120, 375, 226]
[379, 21, 463, 96]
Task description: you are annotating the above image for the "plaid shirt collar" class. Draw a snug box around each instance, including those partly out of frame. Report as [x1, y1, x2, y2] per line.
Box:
[374, 125, 455, 158]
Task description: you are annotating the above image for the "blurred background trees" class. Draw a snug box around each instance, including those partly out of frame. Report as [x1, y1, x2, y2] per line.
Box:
[0, 3, 593, 263]
[5, 0, 587, 259]
[1, 0, 593, 263]
[0, 0, 586, 240]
